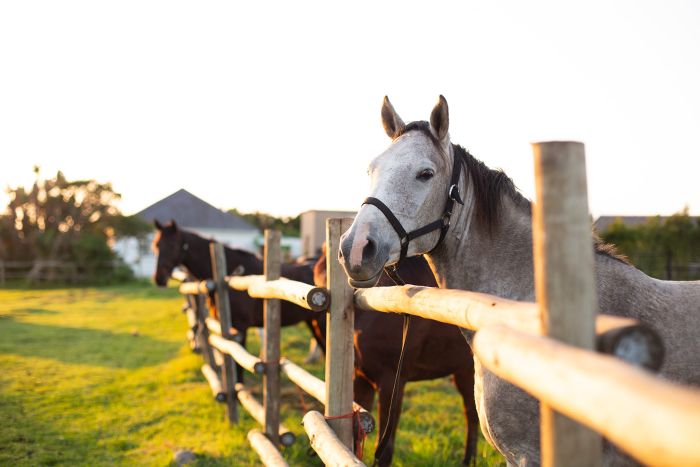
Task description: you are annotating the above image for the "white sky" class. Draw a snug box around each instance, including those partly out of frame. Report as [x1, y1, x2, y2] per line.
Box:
[1, 1, 698, 218]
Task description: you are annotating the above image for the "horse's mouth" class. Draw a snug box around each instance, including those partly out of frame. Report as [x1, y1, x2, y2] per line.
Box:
[153, 275, 169, 287]
[347, 270, 382, 288]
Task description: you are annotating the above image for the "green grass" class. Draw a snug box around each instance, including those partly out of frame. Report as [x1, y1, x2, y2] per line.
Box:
[0, 284, 505, 466]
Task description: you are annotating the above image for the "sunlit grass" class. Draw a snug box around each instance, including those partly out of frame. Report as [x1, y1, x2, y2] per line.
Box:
[0, 284, 504, 465]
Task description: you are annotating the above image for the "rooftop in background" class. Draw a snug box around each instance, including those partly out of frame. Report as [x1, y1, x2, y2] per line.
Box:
[594, 215, 699, 232]
[137, 189, 257, 231]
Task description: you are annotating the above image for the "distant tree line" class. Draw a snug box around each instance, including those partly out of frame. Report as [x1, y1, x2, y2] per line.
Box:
[0, 168, 151, 284]
[228, 208, 301, 237]
[598, 207, 700, 280]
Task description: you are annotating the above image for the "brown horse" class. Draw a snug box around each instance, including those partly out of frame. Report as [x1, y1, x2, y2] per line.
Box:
[153, 221, 478, 465]
[152, 220, 325, 381]
[314, 250, 478, 466]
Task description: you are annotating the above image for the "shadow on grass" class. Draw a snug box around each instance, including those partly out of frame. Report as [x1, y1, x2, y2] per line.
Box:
[9, 308, 60, 315]
[0, 317, 180, 369]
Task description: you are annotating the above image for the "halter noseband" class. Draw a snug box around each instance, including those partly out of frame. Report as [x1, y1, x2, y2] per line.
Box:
[362, 147, 464, 281]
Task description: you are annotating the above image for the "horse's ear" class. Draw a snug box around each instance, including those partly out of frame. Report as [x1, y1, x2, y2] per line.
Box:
[169, 219, 179, 231]
[430, 95, 450, 143]
[381, 96, 405, 139]
[154, 219, 163, 230]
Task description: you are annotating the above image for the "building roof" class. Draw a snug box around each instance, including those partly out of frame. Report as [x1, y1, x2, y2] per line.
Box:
[301, 209, 357, 217]
[593, 215, 699, 232]
[137, 189, 257, 231]
[593, 216, 653, 232]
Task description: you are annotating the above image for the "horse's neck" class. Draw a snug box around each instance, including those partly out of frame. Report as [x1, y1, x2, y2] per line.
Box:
[181, 233, 214, 279]
[228, 249, 263, 275]
[427, 189, 669, 306]
[428, 195, 535, 300]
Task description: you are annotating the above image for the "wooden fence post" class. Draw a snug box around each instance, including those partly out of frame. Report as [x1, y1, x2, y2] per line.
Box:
[532, 141, 602, 466]
[210, 242, 238, 424]
[263, 230, 282, 445]
[193, 293, 218, 372]
[324, 218, 355, 448]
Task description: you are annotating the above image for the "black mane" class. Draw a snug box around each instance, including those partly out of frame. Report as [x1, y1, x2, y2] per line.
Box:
[398, 124, 627, 263]
[394, 121, 441, 148]
[395, 122, 529, 232]
[181, 229, 260, 260]
[454, 144, 531, 233]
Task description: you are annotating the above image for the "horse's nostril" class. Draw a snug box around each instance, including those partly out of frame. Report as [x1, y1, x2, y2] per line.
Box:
[363, 237, 377, 261]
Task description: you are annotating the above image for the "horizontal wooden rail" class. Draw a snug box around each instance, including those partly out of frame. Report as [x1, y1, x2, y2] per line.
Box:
[179, 279, 215, 295]
[280, 359, 375, 434]
[302, 411, 365, 467]
[209, 334, 265, 374]
[227, 275, 330, 312]
[170, 269, 189, 283]
[205, 317, 222, 335]
[473, 325, 700, 467]
[204, 317, 242, 342]
[354, 285, 663, 369]
[185, 329, 196, 350]
[235, 383, 295, 446]
[247, 429, 289, 467]
[186, 308, 197, 329]
[201, 364, 225, 402]
[212, 347, 224, 367]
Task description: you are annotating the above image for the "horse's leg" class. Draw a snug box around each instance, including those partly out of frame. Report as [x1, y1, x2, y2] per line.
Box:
[303, 318, 327, 354]
[453, 368, 479, 466]
[353, 373, 375, 412]
[374, 377, 407, 467]
[236, 329, 247, 384]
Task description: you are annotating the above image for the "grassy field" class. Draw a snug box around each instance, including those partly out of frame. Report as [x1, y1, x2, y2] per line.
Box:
[0, 283, 505, 466]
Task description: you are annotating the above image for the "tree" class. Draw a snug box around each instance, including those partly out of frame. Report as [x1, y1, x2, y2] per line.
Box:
[599, 207, 700, 280]
[0, 168, 150, 282]
[228, 208, 301, 236]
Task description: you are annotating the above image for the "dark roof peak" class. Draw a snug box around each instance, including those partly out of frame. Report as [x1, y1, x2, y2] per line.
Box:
[137, 189, 256, 231]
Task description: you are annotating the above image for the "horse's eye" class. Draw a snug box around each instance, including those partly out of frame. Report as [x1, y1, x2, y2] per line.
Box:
[417, 169, 434, 181]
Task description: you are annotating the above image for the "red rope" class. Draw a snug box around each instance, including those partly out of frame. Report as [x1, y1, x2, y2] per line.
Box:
[325, 410, 366, 460]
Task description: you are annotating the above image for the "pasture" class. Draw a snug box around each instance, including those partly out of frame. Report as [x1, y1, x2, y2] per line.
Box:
[0, 284, 504, 466]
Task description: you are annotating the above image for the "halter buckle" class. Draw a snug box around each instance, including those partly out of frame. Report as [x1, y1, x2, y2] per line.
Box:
[448, 184, 464, 205]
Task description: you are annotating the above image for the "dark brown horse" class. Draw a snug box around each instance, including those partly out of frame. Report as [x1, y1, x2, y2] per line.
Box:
[152, 220, 325, 380]
[313, 251, 478, 466]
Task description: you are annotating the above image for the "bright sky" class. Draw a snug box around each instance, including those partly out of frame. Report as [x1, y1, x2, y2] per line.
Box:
[1, 1, 698, 219]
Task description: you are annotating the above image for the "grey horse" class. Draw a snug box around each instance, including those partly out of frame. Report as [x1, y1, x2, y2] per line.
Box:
[338, 95, 700, 466]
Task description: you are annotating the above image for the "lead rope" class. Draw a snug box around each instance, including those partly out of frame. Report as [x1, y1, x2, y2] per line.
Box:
[372, 265, 411, 466]
[325, 410, 367, 459]
[364, 147, 464, 465]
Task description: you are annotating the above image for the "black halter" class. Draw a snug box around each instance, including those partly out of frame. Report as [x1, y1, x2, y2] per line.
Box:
[362, 147, 464, 282]
[367, 148, 463, 465]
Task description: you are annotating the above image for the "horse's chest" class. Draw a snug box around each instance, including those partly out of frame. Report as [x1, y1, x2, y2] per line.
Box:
[473, 356, 541, 466]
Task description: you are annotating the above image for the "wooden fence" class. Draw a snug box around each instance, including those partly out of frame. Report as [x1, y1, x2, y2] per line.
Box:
[176, 220, 371, 466]
[351, 141, 700, 466]
[172, 141, 699, 466]
[0, 260, 123, 284]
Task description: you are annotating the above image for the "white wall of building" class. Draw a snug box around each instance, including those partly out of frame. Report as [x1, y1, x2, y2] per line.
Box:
[113, 235, 155, 279]
[114, 228, 301, 278]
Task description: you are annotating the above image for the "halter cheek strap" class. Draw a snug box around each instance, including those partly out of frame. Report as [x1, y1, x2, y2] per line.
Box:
[361, 147, 464, 275]
[174, 230, 190, 267]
